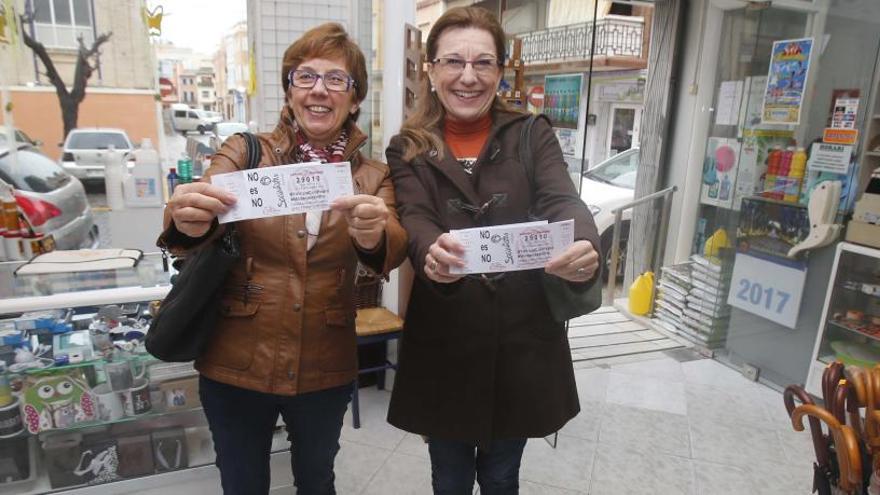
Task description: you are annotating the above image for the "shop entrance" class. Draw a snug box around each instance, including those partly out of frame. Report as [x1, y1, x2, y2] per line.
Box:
[606, 103, 642, 157]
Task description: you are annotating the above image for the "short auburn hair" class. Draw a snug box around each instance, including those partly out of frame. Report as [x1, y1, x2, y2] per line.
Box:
[281, 23, 368, 119]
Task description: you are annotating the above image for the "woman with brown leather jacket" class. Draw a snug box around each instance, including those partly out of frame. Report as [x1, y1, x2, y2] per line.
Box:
[158, 23, 407, 495]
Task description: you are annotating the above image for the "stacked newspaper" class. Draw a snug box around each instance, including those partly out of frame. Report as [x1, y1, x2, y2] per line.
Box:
[654, 262, 691, 339]
[654, 256, 732, 348]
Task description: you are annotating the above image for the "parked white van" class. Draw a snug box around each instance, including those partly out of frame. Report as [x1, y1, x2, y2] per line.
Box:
[170, 104, 214, 135]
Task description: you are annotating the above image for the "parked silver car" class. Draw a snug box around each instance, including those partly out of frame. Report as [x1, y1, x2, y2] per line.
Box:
[60, 128, 134, 181]
[209, 122, 249, 151]
[0, 126, 42, 149]
[0, 144, 98, 250]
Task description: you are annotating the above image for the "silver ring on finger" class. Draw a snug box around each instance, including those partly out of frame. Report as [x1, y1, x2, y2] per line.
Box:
[430, 261, 438, 271]
[577, 267, 586, 274]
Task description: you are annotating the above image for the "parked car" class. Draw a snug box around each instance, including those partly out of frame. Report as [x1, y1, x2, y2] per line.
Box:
[0, 144, 99, 250]
[202, 111, 223, 125]
[170, 104, 214, 135]
[209, 122, 249, 151]
[579, 147, 639, 279]
[0, 126, 42, 149]
[59, 128, 134, 182]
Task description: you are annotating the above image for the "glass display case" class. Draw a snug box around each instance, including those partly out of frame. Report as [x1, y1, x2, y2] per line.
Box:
[0, 253, 289, 493]
[806, 242, 880, 396]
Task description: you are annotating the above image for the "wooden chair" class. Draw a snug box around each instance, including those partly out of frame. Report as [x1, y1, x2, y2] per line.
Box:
[352, 307, 403, 429]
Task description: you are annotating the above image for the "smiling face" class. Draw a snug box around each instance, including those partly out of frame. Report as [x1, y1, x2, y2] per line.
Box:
[428, 27, 503, 123]
[287, 57, 358, 147]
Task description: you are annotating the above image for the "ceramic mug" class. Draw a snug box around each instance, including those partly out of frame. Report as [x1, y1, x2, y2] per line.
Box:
[105, 359, 147, 392]
[92, 383, 124, 422]
[121, 379, 151, 416]
[0, 397, 23, 438]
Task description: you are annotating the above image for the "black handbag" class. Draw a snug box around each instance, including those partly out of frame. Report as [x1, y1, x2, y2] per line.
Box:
[146, 132, 262, 362]
[518, 114, 603, 322]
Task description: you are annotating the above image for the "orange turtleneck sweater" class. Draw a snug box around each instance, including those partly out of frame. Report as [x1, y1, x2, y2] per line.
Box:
[444, 114, 492, 175]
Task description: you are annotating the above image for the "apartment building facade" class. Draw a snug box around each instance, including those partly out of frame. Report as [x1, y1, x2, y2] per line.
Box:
[0, 0, 159, 159]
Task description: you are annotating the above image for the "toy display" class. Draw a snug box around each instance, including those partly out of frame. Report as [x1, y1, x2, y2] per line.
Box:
[0, 301, 203, 489]
[22, 373, 95, 434]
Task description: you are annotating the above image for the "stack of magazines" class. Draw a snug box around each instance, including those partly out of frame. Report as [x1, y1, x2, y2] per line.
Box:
[654, 255, 731, 348]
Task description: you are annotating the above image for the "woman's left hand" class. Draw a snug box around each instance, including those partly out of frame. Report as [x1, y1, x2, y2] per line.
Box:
[545, 240, 600, 282]
[331, 194, 389, 250]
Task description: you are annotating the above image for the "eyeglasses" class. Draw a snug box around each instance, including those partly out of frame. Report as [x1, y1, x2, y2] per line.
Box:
[431, 57, 501, 74]
[288, 69, 356, 92]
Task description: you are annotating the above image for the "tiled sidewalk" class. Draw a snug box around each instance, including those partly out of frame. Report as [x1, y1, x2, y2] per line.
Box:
[310, 353, 813, 495]
[131, 337, 814, 494]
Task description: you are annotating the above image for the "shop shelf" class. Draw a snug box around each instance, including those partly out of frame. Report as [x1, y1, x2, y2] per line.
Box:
[33, 405, 206, 437]
[866, 151, 880, 157]
[839, 284, 880, 300]
[827, 319, 880, 344]
[21, 353, 158, 375]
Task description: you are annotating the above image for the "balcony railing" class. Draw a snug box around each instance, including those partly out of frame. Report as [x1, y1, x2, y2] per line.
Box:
[516, 16, 645, 65]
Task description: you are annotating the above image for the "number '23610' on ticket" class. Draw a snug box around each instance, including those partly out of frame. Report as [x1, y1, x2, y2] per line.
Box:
[449, 219, 574, 275]
[211, 162, 355, 224]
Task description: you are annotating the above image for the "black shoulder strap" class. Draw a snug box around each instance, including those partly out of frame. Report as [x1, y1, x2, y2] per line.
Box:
[518, 113, 553, 194]
[236, 132, 262, 170]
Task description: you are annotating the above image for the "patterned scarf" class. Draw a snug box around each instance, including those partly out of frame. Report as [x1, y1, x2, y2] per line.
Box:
[294, 127, 349, 164]
[293, 125, 350, 250]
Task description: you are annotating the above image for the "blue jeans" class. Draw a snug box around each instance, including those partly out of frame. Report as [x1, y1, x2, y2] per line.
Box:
[428, 437, 528, 495]
[199, 376, 352, 495]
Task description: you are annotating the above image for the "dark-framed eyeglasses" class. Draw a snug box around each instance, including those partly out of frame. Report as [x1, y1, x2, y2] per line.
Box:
[288, 69, 356, 92]
[431, 57, 502, 74]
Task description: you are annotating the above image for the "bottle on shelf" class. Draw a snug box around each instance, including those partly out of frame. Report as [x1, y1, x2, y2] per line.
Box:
[167, 167, 179, 195]
[764, 147, 781, 198]
[177, 152, 193, 185]
[774, 147, 794, 200]
[103, 144, 126, 211]
[3, 212, 25, 261]
[784, 147, 807, 203]
[125, 138, 163, 207]
[0, 184, 15, 260]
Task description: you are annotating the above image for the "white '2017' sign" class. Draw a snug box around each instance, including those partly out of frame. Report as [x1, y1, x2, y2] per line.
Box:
[727, 253, 807, 329]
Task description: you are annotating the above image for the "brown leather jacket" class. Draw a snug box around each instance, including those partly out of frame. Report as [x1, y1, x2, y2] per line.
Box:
[158, 108, 407, 395]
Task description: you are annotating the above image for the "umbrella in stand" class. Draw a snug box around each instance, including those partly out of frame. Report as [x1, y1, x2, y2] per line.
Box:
[792, 404, 863, 495]
[785, 384, 832, 495]
[841, 365, 880, 492]
[823, 362, 845, 411]
[832, 379, 849, 425]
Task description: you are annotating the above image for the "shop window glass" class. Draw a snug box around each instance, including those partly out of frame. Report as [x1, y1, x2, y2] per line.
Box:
[679, 0, 880, 388]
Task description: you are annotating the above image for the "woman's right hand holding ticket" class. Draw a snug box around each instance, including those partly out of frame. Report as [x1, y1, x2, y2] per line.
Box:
[424, 233, 466, 284]
[167, 182, 237, 238]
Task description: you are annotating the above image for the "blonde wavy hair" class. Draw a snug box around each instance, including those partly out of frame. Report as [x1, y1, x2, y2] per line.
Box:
[397, 6, 521, 161]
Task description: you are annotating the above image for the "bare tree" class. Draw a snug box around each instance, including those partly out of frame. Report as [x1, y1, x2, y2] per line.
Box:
[19, 13, 112, 138]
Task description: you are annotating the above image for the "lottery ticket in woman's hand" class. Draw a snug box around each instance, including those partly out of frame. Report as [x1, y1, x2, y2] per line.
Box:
[211, 162, 354, 223]
[449, 219, 574, 274]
